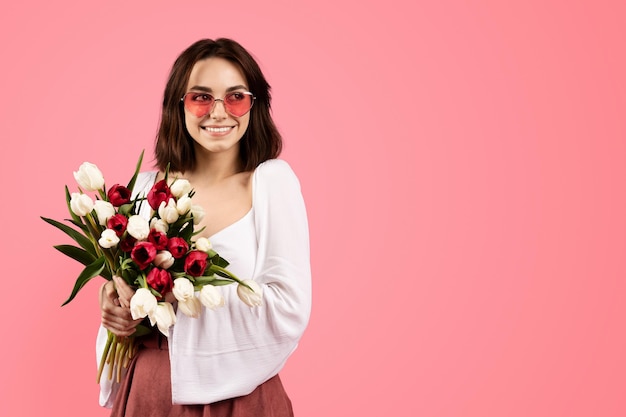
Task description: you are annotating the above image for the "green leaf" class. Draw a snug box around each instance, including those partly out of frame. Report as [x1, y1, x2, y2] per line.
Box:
[193, 275, 216, 286]
[61, 257, 106, 306]
[208, 279, 238, 286]
[100, 269, 112, 280]
[135, 274, 147, 289]
[215, 269, 234, 279]
[191, 225, 206, 238]
[41, 216, 96, 255]
[126, 150, 145, 192]
[67, 218, 89, 234]
[117, 203, 133, 216]
[98, 188, 107, 201]
[210, 254, 230, 268]
[164, 162, 171, 182]
[179, 220, 194, 241]
[167, 215, 193, 239]
[120, 268, 139, 287]
[54, 244, 97, 267]
[133, 324, 152, 337]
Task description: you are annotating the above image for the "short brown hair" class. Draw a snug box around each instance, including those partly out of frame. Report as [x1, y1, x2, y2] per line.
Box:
[154, 38, 282, 173]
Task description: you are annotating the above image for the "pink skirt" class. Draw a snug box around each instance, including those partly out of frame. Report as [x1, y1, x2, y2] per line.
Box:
[110, 334, 294, 417]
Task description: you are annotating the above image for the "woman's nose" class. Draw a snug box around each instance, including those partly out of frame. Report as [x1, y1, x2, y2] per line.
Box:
[210, 99, 228, 118]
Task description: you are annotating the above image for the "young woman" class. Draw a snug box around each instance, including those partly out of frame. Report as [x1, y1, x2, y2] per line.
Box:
[98, 38, 311, 417]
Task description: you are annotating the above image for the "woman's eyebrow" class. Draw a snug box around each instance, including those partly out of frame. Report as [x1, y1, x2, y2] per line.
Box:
[187, 85, 249, 92]
[188, 85, 212, 92]
[226, 85, 249, 92]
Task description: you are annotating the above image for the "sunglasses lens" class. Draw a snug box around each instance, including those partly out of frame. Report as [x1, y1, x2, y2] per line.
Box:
[183, 93, 214, 117]
[224, 92, 253, 117]
[183, 92, 254, 117]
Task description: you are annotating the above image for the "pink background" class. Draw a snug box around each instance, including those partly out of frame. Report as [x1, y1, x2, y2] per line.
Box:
[1, 0, 625, 416]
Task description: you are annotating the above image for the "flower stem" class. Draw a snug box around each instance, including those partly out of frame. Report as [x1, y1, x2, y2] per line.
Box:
[96, 331, 114, 384]
[209, 265, 255, 291]
[210, 265, 242, 283]
[117, 339, 128, 383]
[107, 337, 118, 381]
[126, 337, 136, 365]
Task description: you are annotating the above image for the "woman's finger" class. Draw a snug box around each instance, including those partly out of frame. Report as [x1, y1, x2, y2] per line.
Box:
[113, 276, 135, 308]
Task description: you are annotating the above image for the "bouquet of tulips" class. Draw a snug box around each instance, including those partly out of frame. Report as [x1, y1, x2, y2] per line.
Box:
[42, 151, 262, 383]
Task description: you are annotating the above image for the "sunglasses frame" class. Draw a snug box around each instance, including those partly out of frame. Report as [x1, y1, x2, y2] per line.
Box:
[180, 91, 256, 118]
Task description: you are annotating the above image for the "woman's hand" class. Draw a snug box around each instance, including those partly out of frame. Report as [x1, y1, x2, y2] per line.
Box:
[99, 277, 142, 337]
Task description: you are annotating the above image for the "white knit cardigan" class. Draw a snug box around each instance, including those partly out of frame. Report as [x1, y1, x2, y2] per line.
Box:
[97, 159, 311, 406]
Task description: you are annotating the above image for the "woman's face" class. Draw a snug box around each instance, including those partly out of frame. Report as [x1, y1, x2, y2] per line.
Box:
[183, 57, 251, 159]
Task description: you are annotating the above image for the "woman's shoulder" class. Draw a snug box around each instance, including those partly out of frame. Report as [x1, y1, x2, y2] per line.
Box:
[253, 159, 300, 198]
[254, 159, 298, 181]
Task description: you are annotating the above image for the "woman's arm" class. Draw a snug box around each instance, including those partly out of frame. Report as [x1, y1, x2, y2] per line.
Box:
[251, 159, 312, 343]
[167, 159, 312, 404]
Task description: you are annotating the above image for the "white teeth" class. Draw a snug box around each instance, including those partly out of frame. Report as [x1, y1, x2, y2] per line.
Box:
[203, 126, 232, 133]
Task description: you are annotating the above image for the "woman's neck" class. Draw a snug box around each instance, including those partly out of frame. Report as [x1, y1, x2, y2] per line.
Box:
[188, 148, 243, 185]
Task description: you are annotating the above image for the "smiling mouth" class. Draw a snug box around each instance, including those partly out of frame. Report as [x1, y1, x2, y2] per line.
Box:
[202, 126, 234, 133]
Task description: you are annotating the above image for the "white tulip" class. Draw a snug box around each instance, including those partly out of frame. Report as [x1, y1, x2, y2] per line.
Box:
[169, 179, 191, 198]
[73, 162, 105, 191]
[237, 280, 263, 307]
[191, 204, 205, 225]
[98, 229, 120, 249]
[154, 251, 175, 269]
[126, 215, 150, 240]
[150, 302, 177, 336]
[158, 199, 179, 224]
[177, 296, 202, 318]
[70, 192, 94, 217]
[199, 285, 225, 310]
[93, 200, 116, 226]
[130, 288, 157, 320]
[172, 278, 195, 301]
[176, 195, 192, 215]
[194, 237, 212, 253]
[173, 278, 202, 318]
[150, 218, 169, 234]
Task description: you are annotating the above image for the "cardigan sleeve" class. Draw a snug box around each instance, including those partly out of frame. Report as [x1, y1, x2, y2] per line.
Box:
[251, 159, 312, 344]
